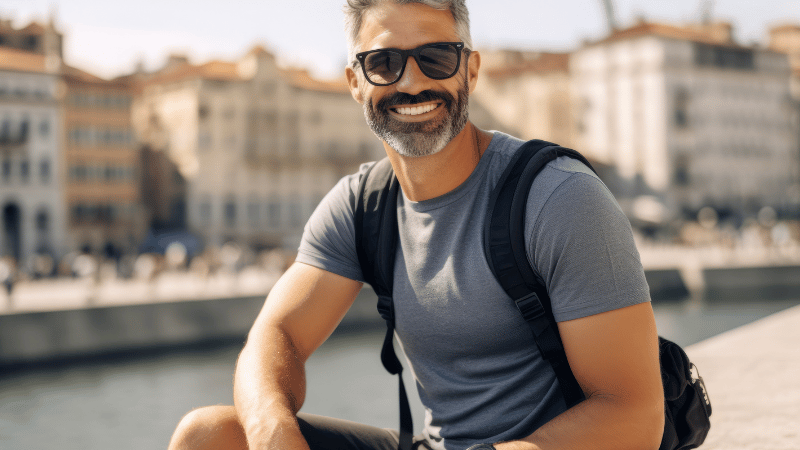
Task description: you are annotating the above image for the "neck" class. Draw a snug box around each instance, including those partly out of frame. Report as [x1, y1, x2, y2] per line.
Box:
[385, 122, 491, 202]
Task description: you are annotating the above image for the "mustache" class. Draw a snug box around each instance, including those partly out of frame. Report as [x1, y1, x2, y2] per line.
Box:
[376, 90, 454, 111]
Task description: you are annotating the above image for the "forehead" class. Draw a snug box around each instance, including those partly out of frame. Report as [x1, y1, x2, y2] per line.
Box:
[358, 2, 458, 51]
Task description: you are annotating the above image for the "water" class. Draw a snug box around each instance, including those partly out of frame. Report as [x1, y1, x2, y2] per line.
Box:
[1, 295, 798, 450]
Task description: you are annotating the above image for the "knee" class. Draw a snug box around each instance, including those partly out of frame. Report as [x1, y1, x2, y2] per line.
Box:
[169, 405, 246, 450]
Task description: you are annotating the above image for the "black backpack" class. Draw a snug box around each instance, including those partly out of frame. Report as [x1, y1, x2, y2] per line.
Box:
[354, 139, 712, 450]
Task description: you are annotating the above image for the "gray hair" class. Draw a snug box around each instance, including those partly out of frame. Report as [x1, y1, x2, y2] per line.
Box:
[343, 0, 473, 66]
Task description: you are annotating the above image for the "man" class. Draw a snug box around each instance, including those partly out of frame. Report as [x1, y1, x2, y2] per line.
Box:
[168, 1, 664, 449]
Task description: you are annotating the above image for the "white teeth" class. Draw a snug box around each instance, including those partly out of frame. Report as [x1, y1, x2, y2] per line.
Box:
[396, 104, 438, 115]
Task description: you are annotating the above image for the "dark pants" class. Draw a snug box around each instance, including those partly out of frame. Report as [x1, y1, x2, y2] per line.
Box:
[298, 413, 432, 450]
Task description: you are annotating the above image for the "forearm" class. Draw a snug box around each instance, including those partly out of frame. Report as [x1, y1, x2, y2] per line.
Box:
[234, 325, 311, 450]
[495, 392, 664, 450]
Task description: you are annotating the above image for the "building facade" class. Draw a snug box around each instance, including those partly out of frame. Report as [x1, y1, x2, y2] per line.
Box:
[62, 66, 144, 255]
[132, 47, 383, 250]
[0, 16, 62, 61]
[472, 50, 576, 148]
[0, 46, 67, 266]
[571, 22, 799, 223]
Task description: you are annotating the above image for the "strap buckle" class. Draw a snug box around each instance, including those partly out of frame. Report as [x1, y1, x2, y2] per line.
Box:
[514, 292, 545, 322]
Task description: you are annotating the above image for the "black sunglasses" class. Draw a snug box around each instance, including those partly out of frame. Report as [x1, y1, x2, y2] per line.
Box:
[356, 42, 465, 86]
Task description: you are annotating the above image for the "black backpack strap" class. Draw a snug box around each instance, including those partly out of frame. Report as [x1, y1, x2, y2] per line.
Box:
[484, 139, 596, 408]
[354, 157, 412, 450]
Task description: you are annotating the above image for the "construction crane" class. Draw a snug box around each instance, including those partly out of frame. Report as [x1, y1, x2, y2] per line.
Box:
[700, 0, 715, 24]
[600, 0, 618, 33]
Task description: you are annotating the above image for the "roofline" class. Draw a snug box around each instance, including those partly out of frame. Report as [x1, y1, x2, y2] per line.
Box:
[581, 22, 753, 51]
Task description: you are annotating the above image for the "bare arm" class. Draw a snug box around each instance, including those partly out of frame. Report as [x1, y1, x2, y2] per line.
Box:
[495, 302, 664, 450]
[234, 262, 363, 450]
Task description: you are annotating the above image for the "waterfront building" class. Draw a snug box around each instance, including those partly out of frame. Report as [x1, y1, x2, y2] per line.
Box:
[131, 47, 383, 251]
[571, 21, 799, 223]
[471, 50, 576, 149]
[0, 46, 67, 266]
[768, 24, 800, 214]
[0, 16, 62, 61]
[61, 65, 144, 256]
[769, 24, 800, 72]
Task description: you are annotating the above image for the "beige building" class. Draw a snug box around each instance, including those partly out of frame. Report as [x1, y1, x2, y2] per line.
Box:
[571, 22, 799, 223]
[62, 65, 144, 255]
[769, 24, 800, 114]
[132, 46, 383, 250]
[769, 24, 800, 70]
[472, 50, 575, 148]
[0, 17, 62, 62]
[0, 46, 67, 266]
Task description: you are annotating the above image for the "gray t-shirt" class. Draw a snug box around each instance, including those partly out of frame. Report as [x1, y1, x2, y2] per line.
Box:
[297, 132, 650, 450]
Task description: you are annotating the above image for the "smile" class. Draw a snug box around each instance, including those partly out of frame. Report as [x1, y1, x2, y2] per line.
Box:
[392, 103, 440, 116]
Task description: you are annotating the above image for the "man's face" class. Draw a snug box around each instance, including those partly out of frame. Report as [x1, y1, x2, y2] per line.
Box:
[346, 3, 479, 158]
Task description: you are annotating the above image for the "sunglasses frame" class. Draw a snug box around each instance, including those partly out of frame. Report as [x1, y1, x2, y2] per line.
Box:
[355, 41, 465, 86]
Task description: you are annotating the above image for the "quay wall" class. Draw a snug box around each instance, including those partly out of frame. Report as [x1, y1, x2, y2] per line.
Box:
[0, 288, 382, 368]
[3, 262, 800, 367]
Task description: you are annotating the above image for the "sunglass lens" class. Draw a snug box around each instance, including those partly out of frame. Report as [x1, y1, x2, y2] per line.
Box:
[418, 44, 459, 79]
[364, 50, 404, 85]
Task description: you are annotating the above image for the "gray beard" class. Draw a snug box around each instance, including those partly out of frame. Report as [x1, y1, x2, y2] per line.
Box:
[363, 76, 470, 158]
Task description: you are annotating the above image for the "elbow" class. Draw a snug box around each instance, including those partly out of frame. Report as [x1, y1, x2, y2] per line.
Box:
[631, 397, 665, 450]
[597, 391, 663, 449]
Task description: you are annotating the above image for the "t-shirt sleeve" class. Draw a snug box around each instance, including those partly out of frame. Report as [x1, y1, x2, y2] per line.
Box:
[526, 168, 651, 323]
[295, 165, 371, 283]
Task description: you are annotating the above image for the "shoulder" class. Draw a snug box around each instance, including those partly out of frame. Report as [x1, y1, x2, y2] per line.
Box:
[523, 154, 649, 321]
[526, 154, 615, 225]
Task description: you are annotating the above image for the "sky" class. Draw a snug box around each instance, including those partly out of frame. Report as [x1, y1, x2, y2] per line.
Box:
[2, 0, 799, 80]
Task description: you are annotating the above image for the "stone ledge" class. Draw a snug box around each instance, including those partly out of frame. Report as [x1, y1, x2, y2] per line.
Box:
[686, 304, 800, 449]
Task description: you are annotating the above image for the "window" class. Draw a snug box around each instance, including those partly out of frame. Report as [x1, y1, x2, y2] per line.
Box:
[288, 195, 302, 227]
[72, 204, 86, 223]
[224, 199, 237, 227]
[19, 119, 29, 141]
[39, 119, 50, 137]
[2, 159, 10, 181]
[248, 201, 260, 227]
[674, 154, 690, 186]
[267, 199, 281, 228]
[36, 209, 49, 231]
[69, 128, 79, 145]
[674, 88, 690, 129]
[200, 200, 211, 226]
[24, 35, 39, 51]
[71, 164, 88, 181]
[0, 119, 10, 142]
[40, 159, 50, 184]
[695, 44, 754, 70]
[20, 160, 29, 183]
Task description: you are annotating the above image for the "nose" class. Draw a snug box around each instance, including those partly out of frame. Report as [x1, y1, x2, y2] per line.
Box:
[393, 56, 433, 95]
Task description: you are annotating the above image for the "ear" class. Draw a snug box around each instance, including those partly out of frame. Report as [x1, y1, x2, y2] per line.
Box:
[466, 50, 481, 94]
[345, 65, 364, 104]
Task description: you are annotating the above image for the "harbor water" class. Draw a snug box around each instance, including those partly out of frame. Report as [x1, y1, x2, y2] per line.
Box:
[1, 293, 799, 450]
